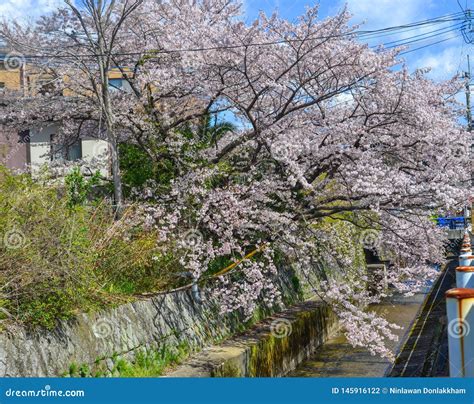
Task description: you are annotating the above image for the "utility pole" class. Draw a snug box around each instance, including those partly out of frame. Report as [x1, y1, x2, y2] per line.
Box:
[465, 55, 472, 132]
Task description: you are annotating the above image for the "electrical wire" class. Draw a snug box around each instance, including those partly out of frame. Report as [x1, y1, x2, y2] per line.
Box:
[377, 22, 465, 47]
[355, 12, 465, 38]
[383, 24, 464, 50]
[399, 36, 459, 55]
[0, 12, 469, 60]
[359, 24, 461, 43]
[360, 19, 463, 42]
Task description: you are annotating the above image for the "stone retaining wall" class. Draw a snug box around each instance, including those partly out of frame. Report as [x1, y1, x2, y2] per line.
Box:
[0, 267, 303, 377]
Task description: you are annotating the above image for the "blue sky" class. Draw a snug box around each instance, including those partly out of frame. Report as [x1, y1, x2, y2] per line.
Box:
[1, 0, 470, 80]
[243, 0, 470, 81]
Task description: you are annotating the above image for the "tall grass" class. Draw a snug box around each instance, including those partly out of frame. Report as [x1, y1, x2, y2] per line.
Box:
[0, 167, 178, 328]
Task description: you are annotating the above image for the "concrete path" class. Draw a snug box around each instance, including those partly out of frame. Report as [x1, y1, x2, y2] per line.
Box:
[387, 259, 457, 377]
[286, 292, 428, 377]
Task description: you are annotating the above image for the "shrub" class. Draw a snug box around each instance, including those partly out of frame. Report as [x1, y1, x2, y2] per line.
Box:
[111, 343, 190, 377]
[119, 143, 156, 196]
[64, 167, 101, 209]
[0, 166, 176, 328]
[65, 343, 190, 377]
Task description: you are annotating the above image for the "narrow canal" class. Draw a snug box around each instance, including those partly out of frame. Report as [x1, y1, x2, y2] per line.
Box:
[287, 257, 457, 377]
[286, 292, 427, 377]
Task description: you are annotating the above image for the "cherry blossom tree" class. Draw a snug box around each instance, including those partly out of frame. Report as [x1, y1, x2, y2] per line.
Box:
[0, 0, 470, 358]
[1, 0, 145, 210]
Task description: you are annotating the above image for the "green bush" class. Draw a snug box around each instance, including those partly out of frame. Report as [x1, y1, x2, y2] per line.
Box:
[119, 143, 157, 195]
[64, 167, 101, 209]
[0, 166, 177, 328]
[119, 143, 178, 196]
[111, 343, 190, 377]
[65, 343, 190, 378]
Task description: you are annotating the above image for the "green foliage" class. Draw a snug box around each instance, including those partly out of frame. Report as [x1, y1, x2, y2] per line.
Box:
[19, 289, 97, 329]
[64, 167, 101, 209]
[118, 143, 157, 195]
[66, 343, 190, 378]
[112, 343, 190, 377]
[119, 142, 181, 196]
[0, 166, 178, 328]
[204, 255, 234, 277]
[68, 363, 79, 377]
[119, 115, 236, 198]
[291, 275, 301, 295]
[66, 361, 105, 378]
[180, 114, 236, 149]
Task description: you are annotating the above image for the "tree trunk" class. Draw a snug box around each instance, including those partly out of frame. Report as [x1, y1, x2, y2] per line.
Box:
[100, 59, 123, 213]
[107, 118, 123, 213]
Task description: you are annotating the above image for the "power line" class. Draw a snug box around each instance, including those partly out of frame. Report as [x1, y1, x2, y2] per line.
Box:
[0, 12, 468, 61]
[382, 26, 464, 51]
[360, 19, 463, 42]
[355, 12, 465, 39]
[461, 8, 474, 43]
[378, 22, 465, 47]
[399, 36, 459, 55]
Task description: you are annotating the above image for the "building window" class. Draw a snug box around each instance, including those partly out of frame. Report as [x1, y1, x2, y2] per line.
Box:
[18, 130, 30, 143]
[109, 78, 123, 90]
[50, 134, 82, 161]
[67, 141, 82, 161]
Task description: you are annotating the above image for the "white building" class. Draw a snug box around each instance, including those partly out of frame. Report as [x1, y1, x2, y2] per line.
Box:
[28, 124, 110, 178]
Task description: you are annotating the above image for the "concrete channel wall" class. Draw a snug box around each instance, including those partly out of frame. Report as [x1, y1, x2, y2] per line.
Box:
[0, 266, 335, 377]
[168, 301, 338, 377]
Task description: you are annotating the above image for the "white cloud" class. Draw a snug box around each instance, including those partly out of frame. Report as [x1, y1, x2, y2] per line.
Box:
[343, 0, 434, 29]
[341, 0, 464, 81]
[342, 0, 444, 48]
[0, 0, 63, 22]
[416, 45, 465, 80]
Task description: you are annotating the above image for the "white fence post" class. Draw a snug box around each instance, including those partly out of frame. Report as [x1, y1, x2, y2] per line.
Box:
[456, 267, 474, 288]
[458, 254, 474, 267]
[446, 288, 474, 377]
